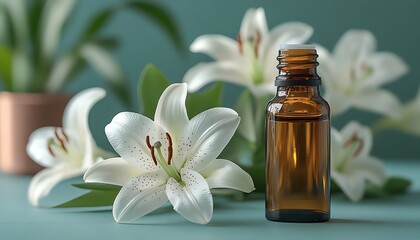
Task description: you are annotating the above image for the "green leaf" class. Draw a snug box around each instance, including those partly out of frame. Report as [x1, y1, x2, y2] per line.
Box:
[332, 176, 412, 199]
[44, 37, 120, 94]
[41, 0, 76, 61]
[0, 5, 13, 45]
[33, 0, 76, 91]
[364, 183, 384, 198]
[12, 49, 33, 92]
[78, 7, 116, 44]
[94, 37, 119, 49]
[80, 43, 132, 109]
[53, 189, 119, 208]
[138, 64, 170, 118]
[126, 1, 184, 52]
[72, 183, 122, 191]
[3, 0, 29, 48]
[28, 0, 44, 66]
[383, 176, 411, 194]
[186, 83, 224, 118]
[0, 45, 12, 90]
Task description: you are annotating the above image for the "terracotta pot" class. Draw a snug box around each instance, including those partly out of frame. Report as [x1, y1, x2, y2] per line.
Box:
[0, 92, 71, 175]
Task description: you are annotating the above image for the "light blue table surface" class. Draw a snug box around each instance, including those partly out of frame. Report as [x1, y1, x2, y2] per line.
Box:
[1, 160, 419, 240]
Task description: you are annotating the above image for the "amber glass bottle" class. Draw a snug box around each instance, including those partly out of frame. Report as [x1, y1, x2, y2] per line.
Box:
[265, 44, 330, 222]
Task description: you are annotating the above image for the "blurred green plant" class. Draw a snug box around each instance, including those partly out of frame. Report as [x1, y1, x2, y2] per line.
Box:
[0, 0, 183, 108]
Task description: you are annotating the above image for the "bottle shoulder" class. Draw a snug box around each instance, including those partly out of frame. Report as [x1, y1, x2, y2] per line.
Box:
[266, 96, 330, 119]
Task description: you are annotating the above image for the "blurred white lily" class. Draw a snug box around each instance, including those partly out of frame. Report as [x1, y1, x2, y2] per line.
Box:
[27, 88, 112, 206]
[84, 83, 254, 224]
[317, 30, 408, 117]
[331, 121, 386, 202]
[183, 8, 313, 97]
[374, 87, 420, 136]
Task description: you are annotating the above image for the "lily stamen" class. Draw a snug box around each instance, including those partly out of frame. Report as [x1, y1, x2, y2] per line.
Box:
[254, 31, 261, 57]
[54, 127, 67, 152]
[146, 135, 152, 149]
[61, 128, 69, 142]
[344, 134, 363, 157]
[166, 132, 173, 165]
[47, 138, 56, 157]
[237, 34, 243, 54]
[145, 136, 157, 165]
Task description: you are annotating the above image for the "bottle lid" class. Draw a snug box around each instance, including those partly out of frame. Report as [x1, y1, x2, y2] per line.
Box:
[279, 44, 315, 50]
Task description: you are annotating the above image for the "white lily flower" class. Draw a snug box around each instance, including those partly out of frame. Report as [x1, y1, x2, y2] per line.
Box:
[374, 87, 420, 136]
[84, 83, 254, 224]
[27, 88, 111, 206]
[317, 30, 408, 117]
[183, 8, 313, 97]
[331, 121, 386, 202]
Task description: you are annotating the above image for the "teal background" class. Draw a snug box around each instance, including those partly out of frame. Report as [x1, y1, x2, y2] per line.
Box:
[3, 0, 420, 158]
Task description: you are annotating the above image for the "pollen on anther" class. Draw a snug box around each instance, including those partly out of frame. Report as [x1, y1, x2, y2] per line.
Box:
[61, 128, 69, 142]
[54, 127, 68, 152]
[166, 133, 173, 165]
[237, 34, 243, 54]
[47, 142, 55, 157]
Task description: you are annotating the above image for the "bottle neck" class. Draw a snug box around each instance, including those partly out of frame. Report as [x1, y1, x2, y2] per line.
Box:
[275, 48, 321, 87]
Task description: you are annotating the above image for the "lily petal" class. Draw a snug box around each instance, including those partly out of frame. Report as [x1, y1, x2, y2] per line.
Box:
[324, 90, 351, 117]
[63, 88, 106, 168]
[331, 128, 345, 169]
[166, 169, 213, 224]
[362, 52, 409, 89]
[239, 8, 255, 39]
[105, 112, 164, 172]
[84, 158, 142, 186]
[334, 30, 376, 67]
[174, 108, 240, 172]
[183, 61, 248, 93]
[63, 88, 105, 145]
[253, 8, 269, 36]
[26, 127, 61, 168]
[332, 170, 365, 202]
[350, 89, 401, 118]
[200, 159, 254, 193]
[190, 35, 240, 61]
[315, 44, 338, 90]
[346, 156, 387, 187]
[154, 83, 189, 141]
[41, 0, 75, 60]
[113, 172, 168, 223]
[240, 8, 269, 39]
[28, 164, 84, 206]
